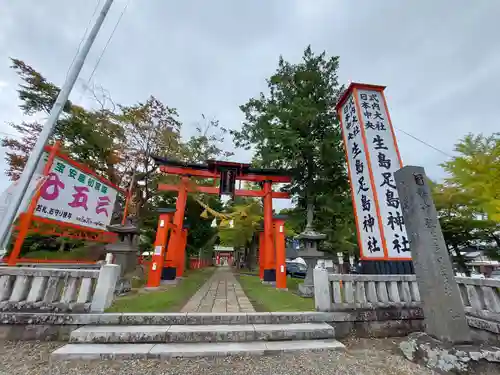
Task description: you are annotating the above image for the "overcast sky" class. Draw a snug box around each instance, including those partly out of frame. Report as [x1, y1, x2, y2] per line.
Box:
[1, 0, 499, 211]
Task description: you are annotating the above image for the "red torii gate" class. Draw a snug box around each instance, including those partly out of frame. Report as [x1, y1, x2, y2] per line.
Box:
[146, 157, 291, 290]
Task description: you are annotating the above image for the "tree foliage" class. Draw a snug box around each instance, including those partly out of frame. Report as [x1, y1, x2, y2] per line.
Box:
[217, 197, 262, 249]
[432, 180, 500, 272]
[232, 46, 354, 253]
[1, 58, 229, 256]
[2, 58, 125, 183]
[441, 133, 500, 222]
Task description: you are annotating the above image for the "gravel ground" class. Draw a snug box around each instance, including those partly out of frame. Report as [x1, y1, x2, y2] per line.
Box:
[0, 338, 439, 375]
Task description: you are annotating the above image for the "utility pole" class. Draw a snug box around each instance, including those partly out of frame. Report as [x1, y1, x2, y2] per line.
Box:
[0, 0, 115, 254]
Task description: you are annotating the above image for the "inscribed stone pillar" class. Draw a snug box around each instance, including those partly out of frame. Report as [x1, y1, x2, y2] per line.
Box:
[394, 165, 470, 343]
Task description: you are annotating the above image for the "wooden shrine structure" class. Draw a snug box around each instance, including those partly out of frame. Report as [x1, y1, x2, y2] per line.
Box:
[146, 157, 291, 290]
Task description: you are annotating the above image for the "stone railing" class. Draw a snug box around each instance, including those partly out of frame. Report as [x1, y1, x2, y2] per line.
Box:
[314, 269, 500, 342]
[314, 271, 421, 311]
[0, 264, 120, 313]
[456, 277, 500, 333]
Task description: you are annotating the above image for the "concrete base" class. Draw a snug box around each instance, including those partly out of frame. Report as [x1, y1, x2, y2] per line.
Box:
[400, 332, 500, 374]
[160, 279, 179, 286]
[262, 281, 276, 286]
[360, 260, 414, 275]
[298, 283, 314, 298]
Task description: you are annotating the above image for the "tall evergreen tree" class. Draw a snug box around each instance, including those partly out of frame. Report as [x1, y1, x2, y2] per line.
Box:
[232, 46, 355, 253]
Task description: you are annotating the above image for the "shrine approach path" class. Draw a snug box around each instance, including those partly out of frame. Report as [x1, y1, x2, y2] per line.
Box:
[181, 266, 255, 313]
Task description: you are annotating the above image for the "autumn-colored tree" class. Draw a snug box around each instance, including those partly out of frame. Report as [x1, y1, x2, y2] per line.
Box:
[217, 197, 263, 269]
[441, 133, 500, 222]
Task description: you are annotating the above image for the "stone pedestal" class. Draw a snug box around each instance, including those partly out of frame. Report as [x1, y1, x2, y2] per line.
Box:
[297, 229, 326, 298]
[105, 221, 140, 295]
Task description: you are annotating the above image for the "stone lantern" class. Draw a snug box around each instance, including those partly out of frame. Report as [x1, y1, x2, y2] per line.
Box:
[105, 218, 140, 294]
[296, 206, 326, 297]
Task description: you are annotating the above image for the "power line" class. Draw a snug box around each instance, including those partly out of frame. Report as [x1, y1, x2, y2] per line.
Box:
[395, 126, 454, 158]
[84, 0, 131, 90]
[65, 0, 103, 81]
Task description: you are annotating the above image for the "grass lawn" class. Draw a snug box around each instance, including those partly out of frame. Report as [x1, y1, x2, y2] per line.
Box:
[237, 274, 315, 312]
[106, 267, 215, 313]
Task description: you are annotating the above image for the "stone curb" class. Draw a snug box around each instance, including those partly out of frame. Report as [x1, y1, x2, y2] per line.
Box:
[51, 339, 346, 360]
[0, 307, 424, 326]
[68, 323, 335, 343]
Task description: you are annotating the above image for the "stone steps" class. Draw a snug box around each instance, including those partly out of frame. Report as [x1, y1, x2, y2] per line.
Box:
[68, 323, 335, 343]
[52, 339, 346, 360]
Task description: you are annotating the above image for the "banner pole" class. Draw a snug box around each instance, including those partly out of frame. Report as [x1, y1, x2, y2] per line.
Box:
[121, 171, 135, 225]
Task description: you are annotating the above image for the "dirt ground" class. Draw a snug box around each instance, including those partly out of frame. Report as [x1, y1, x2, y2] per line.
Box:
[0, 337, 444, 375]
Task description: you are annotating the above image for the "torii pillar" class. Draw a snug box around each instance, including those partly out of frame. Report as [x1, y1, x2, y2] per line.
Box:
[273, 215, 287, 290]
[164, 177, 188, 280]
[258, 228, 265, 280]
[146, 207, 176, 289]
[262, 181, 276, 282]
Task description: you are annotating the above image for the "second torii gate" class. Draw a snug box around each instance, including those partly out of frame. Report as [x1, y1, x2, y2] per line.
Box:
[149, 157, 291, 289]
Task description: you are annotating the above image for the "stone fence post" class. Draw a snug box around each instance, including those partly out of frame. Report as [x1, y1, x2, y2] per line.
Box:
[313, 268, 332, 312]
[91, 264, 121, 312]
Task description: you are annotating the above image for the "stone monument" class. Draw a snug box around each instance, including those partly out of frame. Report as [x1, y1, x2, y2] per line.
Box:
[395, 166, 500, 373]
[105, 217, 140, 295]
[297, 204, 326, 297]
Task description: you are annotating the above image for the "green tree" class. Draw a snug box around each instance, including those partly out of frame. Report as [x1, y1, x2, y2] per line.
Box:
[117, 96, 183, 220]
[432, 182, 500, 273]
[218, 197, 263, 269]
[2, 58, 124, 183]
[1, 59, 231, 258]
[232, 46, 354, 254]
[181, 115, 234, 163]
[441, 133, 500, 222]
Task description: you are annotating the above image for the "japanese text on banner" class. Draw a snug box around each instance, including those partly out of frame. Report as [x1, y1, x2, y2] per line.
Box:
[357, 90, 410, 259]
[35, 154, 118, 230]
[341, 94, 384, 258]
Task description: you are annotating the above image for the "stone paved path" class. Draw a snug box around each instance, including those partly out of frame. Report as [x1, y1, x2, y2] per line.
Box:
[181, 267, 255, 313]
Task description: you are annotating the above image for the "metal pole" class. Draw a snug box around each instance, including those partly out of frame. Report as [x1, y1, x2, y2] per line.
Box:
[0, 0, 115, 252]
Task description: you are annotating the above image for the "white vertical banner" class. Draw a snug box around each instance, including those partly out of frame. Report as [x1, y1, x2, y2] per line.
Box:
[339, 93, 384, 259]
[356, 89, 410, 260]
[338, 83, 411, 261]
